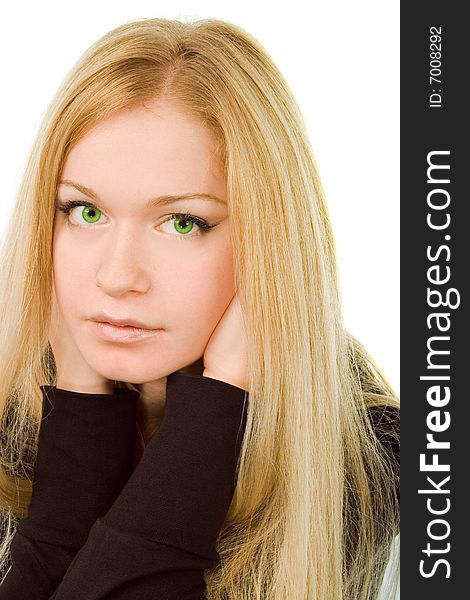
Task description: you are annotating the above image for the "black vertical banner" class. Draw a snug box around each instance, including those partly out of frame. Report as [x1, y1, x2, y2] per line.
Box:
[401, 3, 467, 598]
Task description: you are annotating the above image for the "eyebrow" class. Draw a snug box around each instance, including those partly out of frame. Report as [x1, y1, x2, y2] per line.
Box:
[58, 180, 226, 207]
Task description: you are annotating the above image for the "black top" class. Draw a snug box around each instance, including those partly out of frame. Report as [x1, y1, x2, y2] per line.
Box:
[0, 372, 399, 599]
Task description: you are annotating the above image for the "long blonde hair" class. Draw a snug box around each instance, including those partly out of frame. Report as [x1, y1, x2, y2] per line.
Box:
[0, 17, 399, 599]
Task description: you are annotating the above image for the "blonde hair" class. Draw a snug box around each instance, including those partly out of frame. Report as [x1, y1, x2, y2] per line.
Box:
[0, 17, 399, 599]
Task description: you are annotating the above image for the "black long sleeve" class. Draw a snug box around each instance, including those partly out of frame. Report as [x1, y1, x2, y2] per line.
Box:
[1, 372, 249, 599]
[0, 384, 140, 598]
[0, 373, 397, 599]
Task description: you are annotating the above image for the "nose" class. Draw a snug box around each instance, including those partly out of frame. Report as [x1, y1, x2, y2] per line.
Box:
[95, 228, 151, 297]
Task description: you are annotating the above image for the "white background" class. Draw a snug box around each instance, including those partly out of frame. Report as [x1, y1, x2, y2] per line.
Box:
[0, 1, 399, 395]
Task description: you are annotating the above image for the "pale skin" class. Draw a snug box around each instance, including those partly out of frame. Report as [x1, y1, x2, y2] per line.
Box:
[49, 98, 248, 445]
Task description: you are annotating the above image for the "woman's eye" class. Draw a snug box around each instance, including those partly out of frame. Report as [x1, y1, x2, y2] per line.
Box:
[160, 214, 214, 239]
[56, 201, 215, 240]
[56, 201, 104, 225]
[77, 205, 102, 224]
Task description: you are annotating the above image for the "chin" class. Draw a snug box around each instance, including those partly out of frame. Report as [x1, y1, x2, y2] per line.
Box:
[76, 346, 158, 384]
[78, 333, 204, 383]
[100, 361, 166, 383]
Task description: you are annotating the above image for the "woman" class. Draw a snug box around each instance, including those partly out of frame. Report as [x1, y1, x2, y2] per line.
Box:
[0, 16, 399, 599]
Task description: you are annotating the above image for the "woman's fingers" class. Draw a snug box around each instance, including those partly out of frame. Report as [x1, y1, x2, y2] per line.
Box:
[203, 293, 249, 392]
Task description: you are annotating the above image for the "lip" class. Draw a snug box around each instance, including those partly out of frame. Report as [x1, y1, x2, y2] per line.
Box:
[89, 312, 157, 330]
[89, 320, 163, 343]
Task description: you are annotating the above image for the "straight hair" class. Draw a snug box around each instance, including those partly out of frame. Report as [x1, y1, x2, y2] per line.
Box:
[0, 17, 399, 599]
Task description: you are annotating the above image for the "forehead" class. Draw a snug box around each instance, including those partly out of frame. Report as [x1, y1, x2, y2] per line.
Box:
[65, 100, 220, 165]
[60, 100, 225, 198]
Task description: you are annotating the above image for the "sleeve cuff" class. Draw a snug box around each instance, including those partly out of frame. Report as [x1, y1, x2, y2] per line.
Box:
[102, 371, 249, 560]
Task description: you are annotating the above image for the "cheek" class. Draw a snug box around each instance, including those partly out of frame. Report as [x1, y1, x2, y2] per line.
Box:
[52, 230, 93, 321]
[165, 243, 235, 341]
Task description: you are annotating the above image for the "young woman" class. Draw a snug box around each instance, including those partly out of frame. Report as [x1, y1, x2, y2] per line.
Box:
[0, 17, 399, 599]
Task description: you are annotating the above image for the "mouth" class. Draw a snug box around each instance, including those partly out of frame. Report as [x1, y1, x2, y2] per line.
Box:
[88, 312, 158, 329]
[88, 320, 163, 344]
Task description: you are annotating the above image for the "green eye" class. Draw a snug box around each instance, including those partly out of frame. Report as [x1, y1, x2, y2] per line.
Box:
[55, 201, 215, 239]
[173, 216, 194, 234]
[81, 206, 101, 223]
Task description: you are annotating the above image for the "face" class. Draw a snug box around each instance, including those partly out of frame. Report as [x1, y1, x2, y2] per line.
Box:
[52, 98, 234, 385]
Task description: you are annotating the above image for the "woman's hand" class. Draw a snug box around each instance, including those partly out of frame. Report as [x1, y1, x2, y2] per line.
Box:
[48, 288, 115, 394]
[202, 292, 249, 392]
